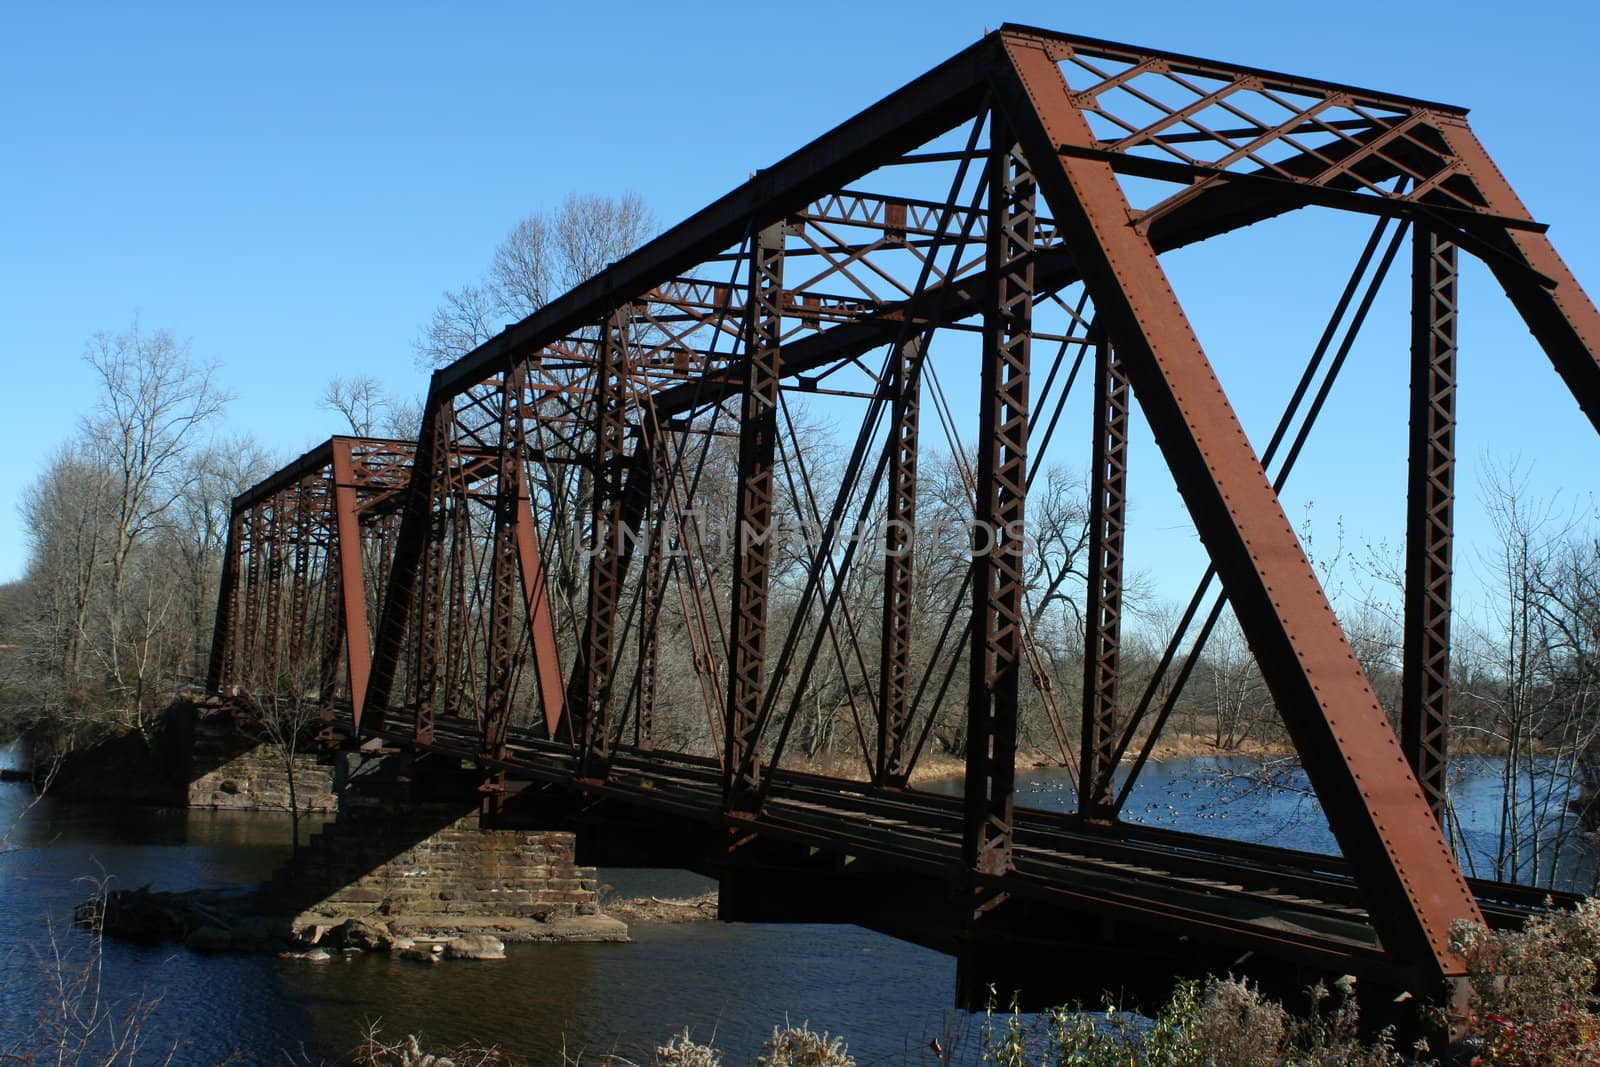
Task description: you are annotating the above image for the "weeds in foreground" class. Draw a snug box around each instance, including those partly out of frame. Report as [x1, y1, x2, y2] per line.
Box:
[1, 876, 180, 1067]
[349, 1024, 857, 1067]
[984, 976, 1427, 1066]
[975, 905, 1600, 1065]
[654, 1029, 723, 1067]
[1451, 898, 1600, 1065]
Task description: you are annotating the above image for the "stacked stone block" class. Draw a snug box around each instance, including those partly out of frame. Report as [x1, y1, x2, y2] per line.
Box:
[260, 804, 601, 926]
[186, 713, 336, 813]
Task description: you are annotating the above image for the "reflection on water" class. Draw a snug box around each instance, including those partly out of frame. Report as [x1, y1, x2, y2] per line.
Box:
[1, 753, 1594, 1063]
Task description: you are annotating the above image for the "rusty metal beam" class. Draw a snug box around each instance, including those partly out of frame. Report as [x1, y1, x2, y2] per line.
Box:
[1401, 231, 1457, 820]
[431, 45, 999, 403]
[368, 404, 448, 727]
[569, 314, 634, 776]
[1079, 333, 1128, 821]
[330, 439, 374, 729]
[514, 491, 566, 741]
[995, 34, 1482, 987]
[206, 511, 244, 693]
[483, 365, 528, 762]
[963, 119, 1032, 891]
[1432, 119, 1600, 434]
[875, 336, 923, 789]
[724, 222, 785, 812]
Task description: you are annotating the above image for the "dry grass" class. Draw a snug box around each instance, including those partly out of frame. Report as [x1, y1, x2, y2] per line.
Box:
[348, 1023, 856, 1067]
[781, 733, 1311, 789]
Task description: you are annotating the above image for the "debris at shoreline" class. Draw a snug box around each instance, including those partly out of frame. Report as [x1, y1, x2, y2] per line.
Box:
[601, 892, 717, 925]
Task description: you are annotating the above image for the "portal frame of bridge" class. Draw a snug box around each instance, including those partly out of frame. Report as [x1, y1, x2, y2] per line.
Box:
[216, 25, 1600, 1005]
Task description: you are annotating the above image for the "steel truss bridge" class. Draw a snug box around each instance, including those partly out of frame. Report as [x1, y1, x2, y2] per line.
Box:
[207, 25, 1600, 1014]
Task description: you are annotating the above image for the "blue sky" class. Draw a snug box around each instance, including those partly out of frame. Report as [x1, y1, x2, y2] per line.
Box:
[3, 0, 1598, 634]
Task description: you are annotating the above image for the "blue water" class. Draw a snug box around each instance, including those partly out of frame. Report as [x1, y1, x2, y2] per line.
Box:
[0, 744, 1592, 1064]
[988, 755, 1598, 890]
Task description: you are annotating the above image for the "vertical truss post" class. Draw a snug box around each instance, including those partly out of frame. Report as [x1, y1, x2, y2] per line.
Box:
[442, 494, 470, 721]
[412, 403, 454, 745]
[963, 124, 1032, 886]
[262, 502, 285, 684]
[206, 511, 244, 693]
[1401, 231, 1457, 821]
[287, 482, 313, 669]
[329, 439, 374, 730]
[724, 221, 785, 812]
[368, 399, 449, 734]
[573, 316, 630, 777]
[1079, 332, 1129, 821]
[483, 364, 528, 765]
[240, 507, 263, 686]
[318, 562, 344, 707]
[635, 445, 669, 751]
[876, 336, 923, 789]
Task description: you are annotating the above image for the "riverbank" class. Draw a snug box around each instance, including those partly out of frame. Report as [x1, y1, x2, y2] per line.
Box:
[603, 891, 718, 925]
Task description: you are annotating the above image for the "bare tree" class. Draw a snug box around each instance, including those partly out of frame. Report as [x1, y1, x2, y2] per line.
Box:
[415, 192, 656, 369]
[172, 436, 274, 676]
[380, 395, 424, 441]
[80, 322, 229, 715]
[415, 284, 501, 371]
[1450, 462, 1600, 888]
[321, 375, 390, 437]
[1199, 612, 1273, 751]
[241, 645, 326, 853]
[19, 446, 111, 684]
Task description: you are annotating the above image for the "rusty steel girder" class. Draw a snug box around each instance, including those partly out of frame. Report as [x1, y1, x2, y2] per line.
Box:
[218, 25, 1600, 997]
[208, 436, 415, 724]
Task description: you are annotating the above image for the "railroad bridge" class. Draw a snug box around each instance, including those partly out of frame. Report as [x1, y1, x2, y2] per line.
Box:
[207, 26, 1600, 1016]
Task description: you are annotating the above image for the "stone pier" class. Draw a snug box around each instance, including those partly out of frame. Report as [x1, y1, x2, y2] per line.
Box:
[260, 799, 627, 945]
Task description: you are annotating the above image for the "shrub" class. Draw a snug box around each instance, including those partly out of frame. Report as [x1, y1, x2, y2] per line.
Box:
[1452, 899, 1600, 1065]
[756, 1024, 854, 1067]
[655, 1029, 722, 1067]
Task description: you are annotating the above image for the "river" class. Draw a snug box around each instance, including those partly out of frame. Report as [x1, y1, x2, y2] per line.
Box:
[1, 741, 1592, 1065]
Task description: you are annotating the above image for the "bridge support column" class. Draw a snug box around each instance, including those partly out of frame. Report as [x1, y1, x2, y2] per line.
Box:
[724, 221, 784, 813]
[261, 496, 286, 682]
[1079, 332, 1128, 822]
[240, 508, 263, 685]
[411, 402, 455, 746]
[483, 363, 530, 793]
[287, 480, 313, 671]
[573, 312, 631, 778]
[876, 336, 923, 789]
[206, 510, 244, 692]
[963, 122, 1032, 893]
[635, 446, 671, 751]
[1401, 230, 1457, 822]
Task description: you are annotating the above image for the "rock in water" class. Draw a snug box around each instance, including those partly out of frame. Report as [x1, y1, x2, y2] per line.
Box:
[397, 946, 440, 964]
[331, 917, 394, 951]
[442, 934, 505, 960]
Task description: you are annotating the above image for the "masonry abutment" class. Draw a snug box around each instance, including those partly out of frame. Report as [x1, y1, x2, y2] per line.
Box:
[258, 750, 626, 945]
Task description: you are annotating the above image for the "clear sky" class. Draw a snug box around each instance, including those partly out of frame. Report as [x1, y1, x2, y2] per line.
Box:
[3, 0, 1598, 634]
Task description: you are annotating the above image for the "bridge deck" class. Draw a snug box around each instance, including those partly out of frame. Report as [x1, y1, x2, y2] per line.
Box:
[344, 709, 1571, 988]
